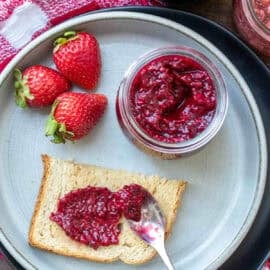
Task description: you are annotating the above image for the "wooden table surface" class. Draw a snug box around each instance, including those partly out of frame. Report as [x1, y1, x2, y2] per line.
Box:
[169, 0, 270, 67]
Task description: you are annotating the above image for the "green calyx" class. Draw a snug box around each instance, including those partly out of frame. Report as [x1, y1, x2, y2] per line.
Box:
[53, 30, 77, 52]
[14, 68, 34, 109]
[45, 101, 74, 144]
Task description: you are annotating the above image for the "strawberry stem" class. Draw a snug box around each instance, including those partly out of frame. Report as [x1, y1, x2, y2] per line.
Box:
[45, 101, 74, 144]
[14, 68, 34, 109]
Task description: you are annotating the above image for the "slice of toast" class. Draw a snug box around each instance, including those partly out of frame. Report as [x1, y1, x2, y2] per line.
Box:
[29, 154, 186, 265]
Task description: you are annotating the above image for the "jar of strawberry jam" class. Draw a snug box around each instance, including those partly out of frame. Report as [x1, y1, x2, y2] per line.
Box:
[233, 0, 270, 56]
[116, 47, 228, 159]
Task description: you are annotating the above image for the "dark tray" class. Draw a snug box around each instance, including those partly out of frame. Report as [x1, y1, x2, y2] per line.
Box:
[1, 6, 269, 270]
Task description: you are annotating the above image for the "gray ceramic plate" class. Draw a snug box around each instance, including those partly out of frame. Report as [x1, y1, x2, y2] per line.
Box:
[0, 11, 267, 270]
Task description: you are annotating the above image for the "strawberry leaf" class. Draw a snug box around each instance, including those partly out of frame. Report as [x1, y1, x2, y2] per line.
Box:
[14, 68, 22, 80]
[45, 117, 58, 135]
[53, 30, 78, 52]
[45, 101, 74, 144]
[14, 68, 34, 109]
[63, 31, 76, 39]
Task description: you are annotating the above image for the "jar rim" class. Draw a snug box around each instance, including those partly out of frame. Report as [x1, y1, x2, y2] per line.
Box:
[117, 46, 228, 154]
[245, 0, 270, 36]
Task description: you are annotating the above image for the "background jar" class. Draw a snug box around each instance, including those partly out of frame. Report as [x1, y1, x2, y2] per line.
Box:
[233, 0, 270, 56]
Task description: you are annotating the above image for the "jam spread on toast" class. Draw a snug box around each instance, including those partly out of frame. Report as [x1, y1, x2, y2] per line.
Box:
[50, 184, 147, 249]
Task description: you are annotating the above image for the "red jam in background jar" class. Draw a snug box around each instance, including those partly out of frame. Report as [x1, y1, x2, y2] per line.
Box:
[129, 55, 217, 143]
[50, 184, 147, 249]
[252, 0, 270, 29]
[233, 0, 270, 56]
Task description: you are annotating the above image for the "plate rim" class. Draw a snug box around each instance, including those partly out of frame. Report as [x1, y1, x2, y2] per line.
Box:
[0, 10, 267, 270]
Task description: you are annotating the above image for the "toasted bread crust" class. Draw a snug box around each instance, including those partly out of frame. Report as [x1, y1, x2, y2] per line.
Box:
[29, 155, 186, 265]
[29, 154, 50, 247]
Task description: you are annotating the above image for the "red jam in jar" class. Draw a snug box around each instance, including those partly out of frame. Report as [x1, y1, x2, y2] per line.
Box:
[129, 55, 216, 143]
[50, 184, 147, 249]
[233, 0, 270, 56]
[116, 47, 227, 157]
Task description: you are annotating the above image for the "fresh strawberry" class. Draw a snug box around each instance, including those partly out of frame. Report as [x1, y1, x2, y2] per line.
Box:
[45, 92, 107, 143]
[53, 31, 101, 90]
[14, 65, 71, 108]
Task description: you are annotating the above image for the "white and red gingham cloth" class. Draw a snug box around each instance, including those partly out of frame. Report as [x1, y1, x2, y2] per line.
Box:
[0, 1, 269, 269]
[0, 0, 164, 72]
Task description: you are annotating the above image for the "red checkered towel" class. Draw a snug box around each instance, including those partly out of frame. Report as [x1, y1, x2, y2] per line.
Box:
[0, 0, 164, 72]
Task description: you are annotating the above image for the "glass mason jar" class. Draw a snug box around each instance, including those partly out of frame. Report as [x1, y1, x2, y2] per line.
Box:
[233, 0, 270, 56]
[116, 46, 228, 159]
